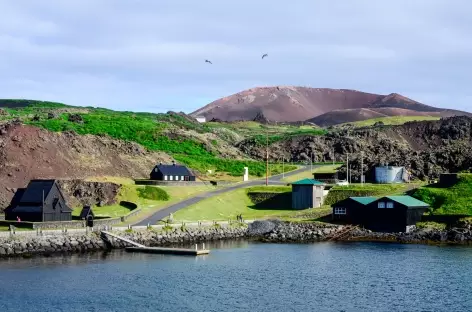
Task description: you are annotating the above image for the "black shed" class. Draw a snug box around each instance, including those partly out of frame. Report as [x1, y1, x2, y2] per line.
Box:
[4, 180, 72, 222]
[150, 161, 196, 181]
[332, 196, 430, 232]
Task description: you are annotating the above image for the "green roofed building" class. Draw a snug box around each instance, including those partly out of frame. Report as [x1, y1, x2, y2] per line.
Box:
[291, 179, 326, 209]
[332, 195, 430, 232]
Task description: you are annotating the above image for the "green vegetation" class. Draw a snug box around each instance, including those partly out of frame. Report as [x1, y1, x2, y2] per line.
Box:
[73, 177, 218, 221]
[1, 100, 326, 178]
[251, 128, 327, 146]
[174, 186, 300, 222]
[174, 155, 297, 177]
[137, 186, 170, 201]
[411, 174, 472, 215]
[416, 221, 447, 231]
[337, 116, 440, 128]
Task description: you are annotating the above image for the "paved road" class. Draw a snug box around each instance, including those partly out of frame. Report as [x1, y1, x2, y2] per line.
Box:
[134, 166, 313, 226]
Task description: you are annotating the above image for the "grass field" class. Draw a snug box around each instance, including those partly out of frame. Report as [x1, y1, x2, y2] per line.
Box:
[78, 176, 220, 223]
[411, 174, 472, 215]
[337, 116, 440, 128]
[282, 164, 341, 182]
[173, 186, 304, 222]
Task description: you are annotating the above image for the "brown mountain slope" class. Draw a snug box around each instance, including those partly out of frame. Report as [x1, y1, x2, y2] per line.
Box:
[309, 107, 472, 127]
[309, 107, 443, 127]
[193, 87, 470, 124]
[192, 87, 382, 122]
[0, 122, 171, 209]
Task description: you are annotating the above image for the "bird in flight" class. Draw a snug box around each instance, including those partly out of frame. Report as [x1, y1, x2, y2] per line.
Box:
[205, 59, 212, 64]
[262, 54, 268, 59]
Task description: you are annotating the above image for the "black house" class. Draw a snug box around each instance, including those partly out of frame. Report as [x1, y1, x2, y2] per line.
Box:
[4, 180, 72, 222]
[150, 162, 196, 181]
[332, 196, 430, 232]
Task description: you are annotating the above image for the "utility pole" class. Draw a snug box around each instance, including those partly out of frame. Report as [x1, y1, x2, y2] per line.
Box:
[361, 151, 364, 186]
[266, 130, 269, 186]
[346, 153, 349, 184]
[311, 152, 313, 172]
[282, 156, 285, 179]
[332, 148, 335, 166]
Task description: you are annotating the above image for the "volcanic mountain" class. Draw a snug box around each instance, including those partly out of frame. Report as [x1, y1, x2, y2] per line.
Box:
[192, 87, 470, 125]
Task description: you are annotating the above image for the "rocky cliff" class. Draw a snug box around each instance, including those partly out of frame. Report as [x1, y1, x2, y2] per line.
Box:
[238, 116, 472, 180]
[0, 121, 172, 209]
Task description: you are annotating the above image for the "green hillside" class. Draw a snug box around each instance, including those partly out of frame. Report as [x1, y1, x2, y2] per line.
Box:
[411, 174, 472, 215]
[337, 116, 440, 128]
[0, 99, 311, 177]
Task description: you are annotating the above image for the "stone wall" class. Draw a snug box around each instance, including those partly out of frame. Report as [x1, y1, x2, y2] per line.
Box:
[3, 220, 472, 258]
[0, 224, 248, 257]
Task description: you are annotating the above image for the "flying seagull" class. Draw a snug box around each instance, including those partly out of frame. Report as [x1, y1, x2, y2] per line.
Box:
[262, 54, 268, 59]
[205, 59, 212, 64]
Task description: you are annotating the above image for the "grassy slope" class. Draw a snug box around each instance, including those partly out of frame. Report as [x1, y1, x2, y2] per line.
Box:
[77, 176, 219, 222]
[0, 101, 310, 177]
[337, 116, 440, 128]
[411, 174, 472, 215]
[282, 164, 341, 182]
[173, 186, 293, 221]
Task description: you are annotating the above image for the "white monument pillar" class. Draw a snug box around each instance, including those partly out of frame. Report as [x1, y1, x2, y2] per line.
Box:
[243, 167, 249, 181]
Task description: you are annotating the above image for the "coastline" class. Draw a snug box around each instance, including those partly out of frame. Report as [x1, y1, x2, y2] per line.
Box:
[1, 220, 472, 258]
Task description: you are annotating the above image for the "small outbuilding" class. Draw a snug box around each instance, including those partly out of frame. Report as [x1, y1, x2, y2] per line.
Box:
[4, 179, 72, 222]
[79, 205, 94, 227]
[332, 195, 430, 232]
[291, 179, 325, 209]
[150, 161, 196, 181]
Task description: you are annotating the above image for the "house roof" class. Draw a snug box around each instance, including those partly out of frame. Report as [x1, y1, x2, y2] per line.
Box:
[19, 180, 56, 204]
[383, 196, 430, 208]
[350, 197, 378, 205]
[292, 178, 325, 185]
[155, 164, 193, 176]
[79, 206, 94, 218]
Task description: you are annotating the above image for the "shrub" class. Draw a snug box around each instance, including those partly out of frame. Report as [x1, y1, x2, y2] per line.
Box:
[137, 186, 170, 201]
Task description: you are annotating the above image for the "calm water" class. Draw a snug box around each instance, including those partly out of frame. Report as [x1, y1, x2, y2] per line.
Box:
[0, 241, 471, 312]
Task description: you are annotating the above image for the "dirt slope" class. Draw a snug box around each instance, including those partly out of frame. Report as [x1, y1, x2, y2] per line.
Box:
[0, 122, 172, 209]
[193, 87, 470, 124]
[192, 87, 382, 122]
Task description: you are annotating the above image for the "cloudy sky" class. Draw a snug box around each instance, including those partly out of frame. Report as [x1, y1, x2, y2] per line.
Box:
[0, 0, 471, 113]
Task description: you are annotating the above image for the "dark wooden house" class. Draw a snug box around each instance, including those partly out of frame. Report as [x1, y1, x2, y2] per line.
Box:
[291, 179, 325, 209]
[150, 162, 195, 181]
[332, 196, 430, 232]
[4, 180, 72, 222]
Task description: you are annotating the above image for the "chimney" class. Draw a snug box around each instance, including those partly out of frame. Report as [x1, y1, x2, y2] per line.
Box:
[172, 160, 176, 166]
[159, 162, 162, 166]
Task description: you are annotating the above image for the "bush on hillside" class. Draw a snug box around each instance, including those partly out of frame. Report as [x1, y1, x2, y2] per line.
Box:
[137, 186, 170, 201]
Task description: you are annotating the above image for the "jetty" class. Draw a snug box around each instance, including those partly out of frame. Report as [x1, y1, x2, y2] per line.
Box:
[101, 231, 210, 256]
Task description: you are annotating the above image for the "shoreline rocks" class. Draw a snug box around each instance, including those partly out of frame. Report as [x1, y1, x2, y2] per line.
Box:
[2, 221, 472, 258]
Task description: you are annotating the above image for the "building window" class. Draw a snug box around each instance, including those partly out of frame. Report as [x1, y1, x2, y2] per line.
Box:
[378, 202, 386, 208]
[334, 207, 346, 215]
[170, 176, 173, 181]
[386, 202, 394, 208]
[164, 175, 168, 181]
[181, 176, 184, 181]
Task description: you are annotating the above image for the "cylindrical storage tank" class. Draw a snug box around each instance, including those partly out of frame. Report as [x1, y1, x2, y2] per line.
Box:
[375, 166, 404, 183]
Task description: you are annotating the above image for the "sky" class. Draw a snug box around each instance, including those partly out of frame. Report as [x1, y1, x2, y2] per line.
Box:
[0, 0, 471, 113]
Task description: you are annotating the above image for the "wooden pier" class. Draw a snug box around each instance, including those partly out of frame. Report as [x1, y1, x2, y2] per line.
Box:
[125, 246, 210, 256]
[101, 231, 210, 256]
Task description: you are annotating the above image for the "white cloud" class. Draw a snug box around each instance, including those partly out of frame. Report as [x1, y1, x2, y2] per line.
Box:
[0, 0, 471, 112]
